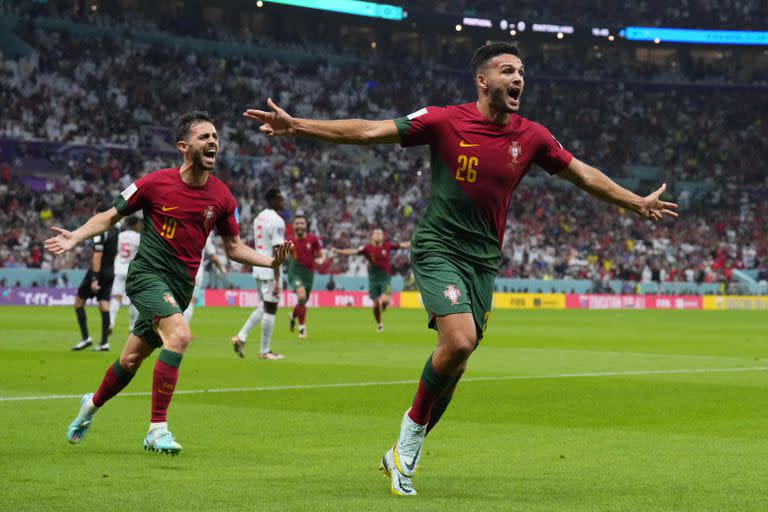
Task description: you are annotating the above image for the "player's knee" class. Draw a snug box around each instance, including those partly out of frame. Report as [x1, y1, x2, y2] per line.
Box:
[445, 332, 477, 362]
[171, 327, 193, 350]
[120, 352, 144, 372]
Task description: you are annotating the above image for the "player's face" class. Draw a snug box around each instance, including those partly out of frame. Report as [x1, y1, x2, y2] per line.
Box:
[182, 121, 219, 171]
[293, 217, 307, 236]
[371, 229, 384, 244]
[134, 221, 143, 232]
[272, 194, 286, 211]
[481, 54, 525, 113]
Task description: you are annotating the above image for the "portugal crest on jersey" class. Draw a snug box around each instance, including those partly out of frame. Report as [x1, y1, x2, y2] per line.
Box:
[443, 285, 461, 305]
[509, 141, 522, 162]
[203, 205, 215, 230]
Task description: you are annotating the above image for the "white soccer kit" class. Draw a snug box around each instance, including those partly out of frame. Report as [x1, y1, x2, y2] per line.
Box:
[112, 229, 140, 296]
[252, 208, 285, 303]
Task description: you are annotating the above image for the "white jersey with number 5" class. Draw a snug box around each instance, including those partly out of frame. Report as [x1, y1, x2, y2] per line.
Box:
[252, 208, 285, 280]
[115, 230, 141, 276]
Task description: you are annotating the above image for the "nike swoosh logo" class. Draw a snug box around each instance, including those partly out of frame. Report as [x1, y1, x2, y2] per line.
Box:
[161, 205, 179, 212]
[404, 446, 420, 471]
[459, 140, 480, 148]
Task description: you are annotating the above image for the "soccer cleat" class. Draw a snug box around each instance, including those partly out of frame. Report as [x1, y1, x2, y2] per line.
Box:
[92, 343, 110, 352]
[377, 323, 384, 333]
[298, 326, 306, 339]
[231, 336, 245, 358]
[289, 313, 296, 332]
[380, 445, 417, 496]
[143, 428, 182, 455]
[66, 393, 95, 444]
[71, 337, 93, 351]
[258, 351, 285, 360]
[392, 409, 426, 478]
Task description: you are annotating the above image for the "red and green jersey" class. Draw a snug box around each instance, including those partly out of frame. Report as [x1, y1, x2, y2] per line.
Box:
[395, 103, 572, 271]
[359, 241, 399, 279]
[288, 233, 323, 272]
[112, 167, 240, 293]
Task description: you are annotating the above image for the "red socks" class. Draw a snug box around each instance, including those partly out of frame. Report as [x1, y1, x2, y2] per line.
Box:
[151, 349, 183, 423]
[92, 360, 135, 407]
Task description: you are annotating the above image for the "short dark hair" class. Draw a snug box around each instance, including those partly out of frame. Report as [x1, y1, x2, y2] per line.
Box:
[126, 216, 141, 228]
[265, 188, 282, 203]
[471, 42, 521, 75]
[294, 210, 306, 221]
[175, 110, 213, 142]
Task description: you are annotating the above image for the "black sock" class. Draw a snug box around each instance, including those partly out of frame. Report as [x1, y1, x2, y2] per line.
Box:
[75, 307, 88, 340]
[100, 310, 110, 345]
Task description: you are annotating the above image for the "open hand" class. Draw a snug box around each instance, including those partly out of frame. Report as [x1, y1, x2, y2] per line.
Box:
[243, 98, 296, 137]
[271, 241, 294, 269]
[44, 227, 77, 255]
[637, 183, 678, 222]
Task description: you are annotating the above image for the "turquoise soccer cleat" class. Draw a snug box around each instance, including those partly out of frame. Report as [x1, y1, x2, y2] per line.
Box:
[66, 393, 95, 444]
[143, 428, 182, 455]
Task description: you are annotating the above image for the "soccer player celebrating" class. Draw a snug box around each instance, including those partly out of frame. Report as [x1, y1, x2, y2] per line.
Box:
[332, 229, 410, 332]
[71, 205, 119, 352]
[286, 213, 326, 339]
[231, 188, 287, 359]
[109, 216, 142, 333]
[244, 42, 678, 495]
[45, 111, 293, 455]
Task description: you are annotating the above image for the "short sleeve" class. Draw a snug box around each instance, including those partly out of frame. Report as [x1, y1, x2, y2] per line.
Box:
[533, 124, 573, 175]
[357, 245, 367, 256]
[216, 191, 240, 237]
[113, 174, 152, 215]
[271, 218, 285, 246]
[394, 106, 443, 148]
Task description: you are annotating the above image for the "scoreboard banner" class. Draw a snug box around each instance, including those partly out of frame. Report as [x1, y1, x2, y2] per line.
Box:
[4, 287, 763, 312]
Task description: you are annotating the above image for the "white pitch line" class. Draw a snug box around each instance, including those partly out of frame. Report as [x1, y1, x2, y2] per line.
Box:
[1, 366, 766, 403]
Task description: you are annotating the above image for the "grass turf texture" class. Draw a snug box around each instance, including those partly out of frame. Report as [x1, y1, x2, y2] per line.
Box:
[1, 306, 767, 511]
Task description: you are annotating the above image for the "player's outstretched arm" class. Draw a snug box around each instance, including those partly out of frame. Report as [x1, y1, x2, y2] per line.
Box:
[44, 207, 123, 255]
[330, 248, 360, 257]
[243, 98, 399, 145]
[558, 158, 678, 222]
[222, 235, 294, 270]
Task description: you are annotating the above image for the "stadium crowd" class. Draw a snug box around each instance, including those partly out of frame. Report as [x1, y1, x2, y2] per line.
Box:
[1, 10, 766, 291]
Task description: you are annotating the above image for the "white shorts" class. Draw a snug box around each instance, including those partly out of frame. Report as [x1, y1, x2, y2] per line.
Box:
[257, 278, 279, 304]
[112, 272, 128, 296]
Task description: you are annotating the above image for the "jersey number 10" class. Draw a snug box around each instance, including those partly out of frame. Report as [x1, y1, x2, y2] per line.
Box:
[160, 216, 178, 239]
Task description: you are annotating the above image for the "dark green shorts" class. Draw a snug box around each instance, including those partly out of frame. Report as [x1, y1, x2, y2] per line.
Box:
[287, 263, 314, 294]
[411, 251, 494, 341]
[369, 275, 392, 300]
[126, 270, 191, 348]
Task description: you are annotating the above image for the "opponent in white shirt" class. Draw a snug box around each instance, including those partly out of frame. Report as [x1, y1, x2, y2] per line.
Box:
[231, 189, 286, 359]
[183, 232, 226, 324]
[109, 216, 142, 332]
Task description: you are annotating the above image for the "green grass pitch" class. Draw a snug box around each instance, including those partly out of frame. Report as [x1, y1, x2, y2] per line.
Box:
[1, 306, 767, 511]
